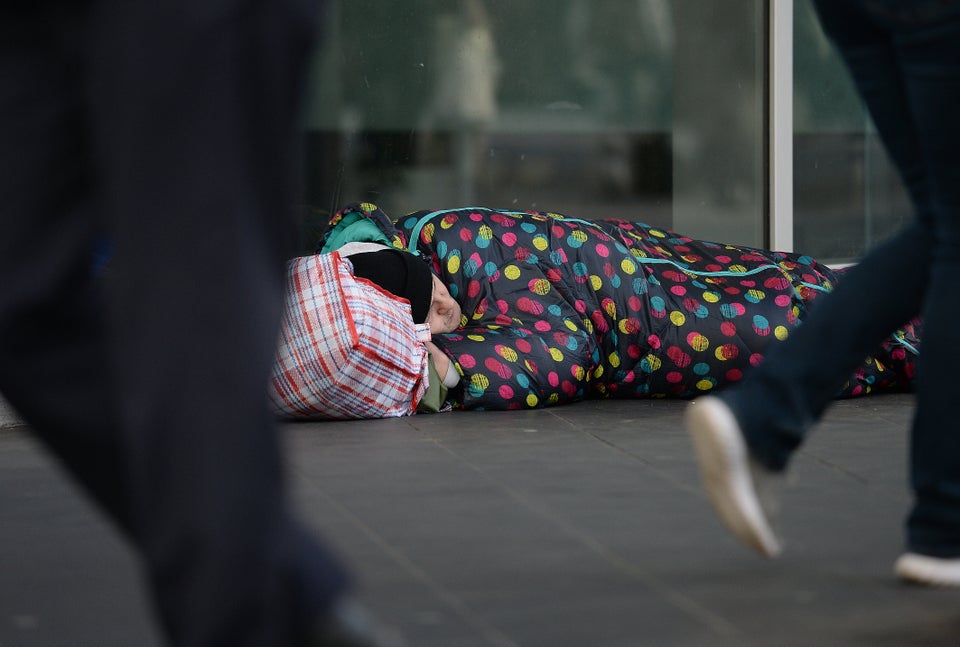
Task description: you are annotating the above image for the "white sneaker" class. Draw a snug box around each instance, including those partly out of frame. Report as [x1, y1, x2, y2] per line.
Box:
[685, 396, 784, 557]
[894, 552, 960, 587]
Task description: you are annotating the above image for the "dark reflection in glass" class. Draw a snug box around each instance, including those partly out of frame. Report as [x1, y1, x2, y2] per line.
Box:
[300, 0, 764, 253]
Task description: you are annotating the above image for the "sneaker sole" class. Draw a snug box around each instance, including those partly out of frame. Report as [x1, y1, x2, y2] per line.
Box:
[895, 553, 960, 587]
[686, 397, 782, 558]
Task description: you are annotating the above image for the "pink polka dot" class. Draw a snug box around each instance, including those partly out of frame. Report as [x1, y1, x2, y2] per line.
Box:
[627, 344, 642, 359]
[516, 339, 532, 353]
[726, 368, 743, 382]
[460, 228, 473, 242]
[502, 232, 517, 246]
[666, 371, 683, 384]
[499, 384, 515, 399]
[749, 353, 764, 367]
[628, 295, 642, 311]
[670, 285, 687, 297]
[596, 243, 610, 258]
[459, 354, 476, 369]
[534, 320, 551, 332]
[720, 321, 737, 336]
[467, 280, 481, 298]
[548, 372, 560, 387]
[774, 294, 791, 307]
[648, 334, 661, 349]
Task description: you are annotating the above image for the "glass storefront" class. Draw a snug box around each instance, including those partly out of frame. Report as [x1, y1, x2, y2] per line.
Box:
[299, 0, 910, 264]
[792, 0, 910, 263]
[300, 0, 767, 252]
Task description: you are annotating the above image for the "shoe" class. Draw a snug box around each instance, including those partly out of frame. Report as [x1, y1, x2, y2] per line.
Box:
[894, 553, 960, 587]
[685, 396, 784, 557]
[304, 598, 405, 647]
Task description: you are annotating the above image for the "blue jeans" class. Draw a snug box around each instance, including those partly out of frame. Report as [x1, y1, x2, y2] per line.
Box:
[721, 0, 960, 556]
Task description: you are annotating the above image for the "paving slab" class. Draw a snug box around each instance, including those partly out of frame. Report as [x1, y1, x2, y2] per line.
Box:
[4, 393, 960, 646]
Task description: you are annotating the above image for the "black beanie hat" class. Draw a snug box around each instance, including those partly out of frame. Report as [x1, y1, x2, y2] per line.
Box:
[347, 249, 433, 324]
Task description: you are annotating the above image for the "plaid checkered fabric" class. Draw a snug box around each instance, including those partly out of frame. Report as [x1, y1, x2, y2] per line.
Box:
[269, 251, 429, 419]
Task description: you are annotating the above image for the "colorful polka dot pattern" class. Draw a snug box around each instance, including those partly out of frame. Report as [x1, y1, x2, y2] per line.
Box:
[333, 203, 919, 410]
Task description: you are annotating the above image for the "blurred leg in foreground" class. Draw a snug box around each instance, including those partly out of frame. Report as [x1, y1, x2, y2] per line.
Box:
[685, 0, 960, 585]
[0, 2, 394, 644]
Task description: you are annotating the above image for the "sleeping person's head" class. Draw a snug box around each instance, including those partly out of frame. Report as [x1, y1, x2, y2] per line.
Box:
[347, 248, 461, 334]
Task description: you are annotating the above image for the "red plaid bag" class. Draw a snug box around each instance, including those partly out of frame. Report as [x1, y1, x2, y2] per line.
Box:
[269, 251, 429, 419]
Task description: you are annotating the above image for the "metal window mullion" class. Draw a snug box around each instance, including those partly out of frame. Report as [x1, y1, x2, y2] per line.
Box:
[769, 0, 794, 252]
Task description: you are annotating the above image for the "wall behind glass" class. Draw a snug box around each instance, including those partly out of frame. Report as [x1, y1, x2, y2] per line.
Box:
[793, 0, 910, 263]
[300, 0, 765, 251]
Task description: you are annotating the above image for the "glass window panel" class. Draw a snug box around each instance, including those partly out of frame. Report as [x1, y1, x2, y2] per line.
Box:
[792, 0, 911, 264]
[300, 0, 766, 252]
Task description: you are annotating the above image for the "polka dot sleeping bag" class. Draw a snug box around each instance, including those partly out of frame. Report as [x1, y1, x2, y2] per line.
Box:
[331, 203, 919, 411]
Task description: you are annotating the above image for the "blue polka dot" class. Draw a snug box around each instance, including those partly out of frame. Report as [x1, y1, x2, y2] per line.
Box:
[650, 296, 666, 313]
[521, 223, 538, 233]
[516, 373, 530, 388]
[694, 362, 711, 376]
[633, 277, 648, 295]
[547, 304, 563, 316]
[484, 261, 498, 277]
[436, 240, 448, 259]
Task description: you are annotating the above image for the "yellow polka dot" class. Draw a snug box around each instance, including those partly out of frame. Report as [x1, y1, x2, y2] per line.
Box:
[570, 230, 588, 243]
[649, 229, 666, 238]
[548, 393, 559, 404]
[702, 291, 720, 303]
[747, 289, 765, 301]
[468, 334, 485, 342]
[447, 254, 460, 274]
[583, 319, 594, 334]
[422, 223, 435, 242]
[504, 265, 521, 280]
[775, 325, 789, 340]
[645, 354, 662, 371]
[590, 275, 603, 291]
[696, 379, 715, 391]
[530, 278, 551, 295]
[670, 311, 686, 327]
[360, 202, 378, 213]
[524, 360, 536, 372]
[572, 365, 586, 380]
[533, 236, 549, 251]
[478, 224, 493, 240]
[564, 319, 578, 332]
[549, 348, 564, 362]
[621, 258, 637, 274]
[594, 364, 604, 378]
[498, 346, 518, 362]
[604, 301, 617, 318]
[526, 393, 539, 407]
[440, 217, 454, 229]
[729, 264, 747, 273]
[470, 374, 489, 390]
[688, 333, 709, 352]
[609, 352, 621, 368]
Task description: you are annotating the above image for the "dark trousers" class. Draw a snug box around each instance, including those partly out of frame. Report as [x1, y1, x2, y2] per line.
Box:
[0, 1, 347, 645]
[722, 0, 960, 555]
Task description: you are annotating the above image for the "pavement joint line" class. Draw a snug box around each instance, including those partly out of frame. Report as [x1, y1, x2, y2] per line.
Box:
[424, 435, 743, 640]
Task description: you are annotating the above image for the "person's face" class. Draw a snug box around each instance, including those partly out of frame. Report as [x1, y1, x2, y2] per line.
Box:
[426, 274, 461, 334]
